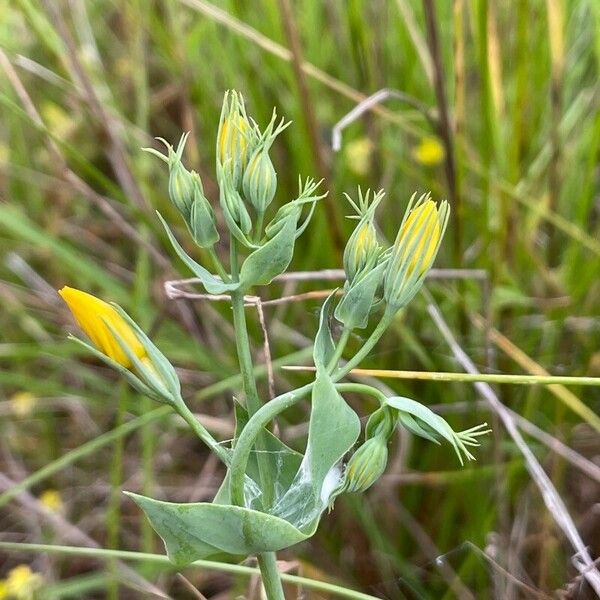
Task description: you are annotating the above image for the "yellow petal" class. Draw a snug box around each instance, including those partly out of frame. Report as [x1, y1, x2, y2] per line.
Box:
[58, 287, 146, 368]
[397, 200, 441, 277]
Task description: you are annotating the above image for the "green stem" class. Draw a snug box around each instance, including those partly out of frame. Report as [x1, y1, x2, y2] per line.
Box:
[254, 209, 265, 244]
[257, 552, 285, 600]
[174, 399, 231, 465]
[229, 383, 313, 507]
[229, 239, 282, 597]
[208, 247, 230, 282]
[334, 383, 386, 403]
[0, 542, 380, 600]
[333, 313, 392, 380]
[326, 327, 351, 373]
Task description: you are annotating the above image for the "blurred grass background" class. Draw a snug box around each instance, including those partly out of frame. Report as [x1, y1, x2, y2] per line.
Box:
[0, 0, 599, 598]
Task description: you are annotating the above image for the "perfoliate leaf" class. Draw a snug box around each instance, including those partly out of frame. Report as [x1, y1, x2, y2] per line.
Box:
[125, 492, 310, 566]
[271, 371, 360, 528]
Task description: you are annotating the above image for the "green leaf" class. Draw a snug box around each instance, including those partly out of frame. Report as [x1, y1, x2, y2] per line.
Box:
[230, 402, 303, 504]
[272, 372, 360, 528]
[313, 292, 337, 371]
[156, 212, 239, 295]
[239, 212, 297, 287]
[334, 261, 386, 329]
[125, 492, 310, 566]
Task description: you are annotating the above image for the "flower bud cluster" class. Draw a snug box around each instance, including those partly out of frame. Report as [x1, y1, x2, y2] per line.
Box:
[336, 189, 449, 330]
[144, 133, 219, 248]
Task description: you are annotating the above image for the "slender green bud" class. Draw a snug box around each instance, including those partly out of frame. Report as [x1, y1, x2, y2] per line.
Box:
[344, 220, 379, 284]
[343, 436, 388, 493]
[189, 172, 219, 248]
[365, 406, 398, 439]
[168, 160, 194, 218]
[243, 148, 277, 214]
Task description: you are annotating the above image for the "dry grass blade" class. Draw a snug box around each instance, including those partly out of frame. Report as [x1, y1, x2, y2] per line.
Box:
[426, 299, 600, 596]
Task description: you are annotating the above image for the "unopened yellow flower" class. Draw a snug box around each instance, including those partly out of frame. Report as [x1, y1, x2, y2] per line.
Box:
[218, 113, 250, 167]
[412, 136, 445, 166]
[5, 565, 42, 599]
[39, 489, 63, 513]
[10, 392, 36, 418]
[396, 199, 441, 277]
[58, 287, 146, 368]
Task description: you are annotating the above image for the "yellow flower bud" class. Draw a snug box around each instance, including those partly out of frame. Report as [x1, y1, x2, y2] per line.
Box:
[218, 113, 250, 168]
[384, 194, 449, 310]
[396, 199, 441, 278]
[412, 136, 445, 166]
[343, 220, 379, 284]
[58, 287, 146, 368]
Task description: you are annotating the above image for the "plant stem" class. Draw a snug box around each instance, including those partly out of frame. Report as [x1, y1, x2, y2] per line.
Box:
[326, 327, 351, 372]
[0, 542, 380, 600]
[229, 240, 283, 597]
[208, 246, 230, 282]
[333, 313, 392, 380]
[334, 383, 386, 403]
[174, 399, 231, 465]
[257, 552, 285, 600]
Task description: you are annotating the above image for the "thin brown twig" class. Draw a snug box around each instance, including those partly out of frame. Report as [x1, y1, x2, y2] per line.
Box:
[254, 298, 275, 400]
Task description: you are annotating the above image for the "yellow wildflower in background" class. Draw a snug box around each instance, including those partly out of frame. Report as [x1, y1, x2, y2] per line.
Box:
[396, 199, 442, 278]
[5, 565, 42, 600]
[10, 392, 36, 418]
[345, 137, 373, 176]
[412, 136, 445, 166]
[39, 489, 63, 513]
[58, 287, 146, 368]
[0, 580, 7, 600]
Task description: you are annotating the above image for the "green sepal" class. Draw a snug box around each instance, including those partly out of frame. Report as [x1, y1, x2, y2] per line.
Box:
[188, 176, 219, 248]
[239, 211, 297, 288]
[386, 396, 468, 465]
[334, 260, 386, 329]
[67, 335, 166, 404]
[125, 492, 312, 566]
[157, 211, 239, 295]
[313, 292, 337, 371]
